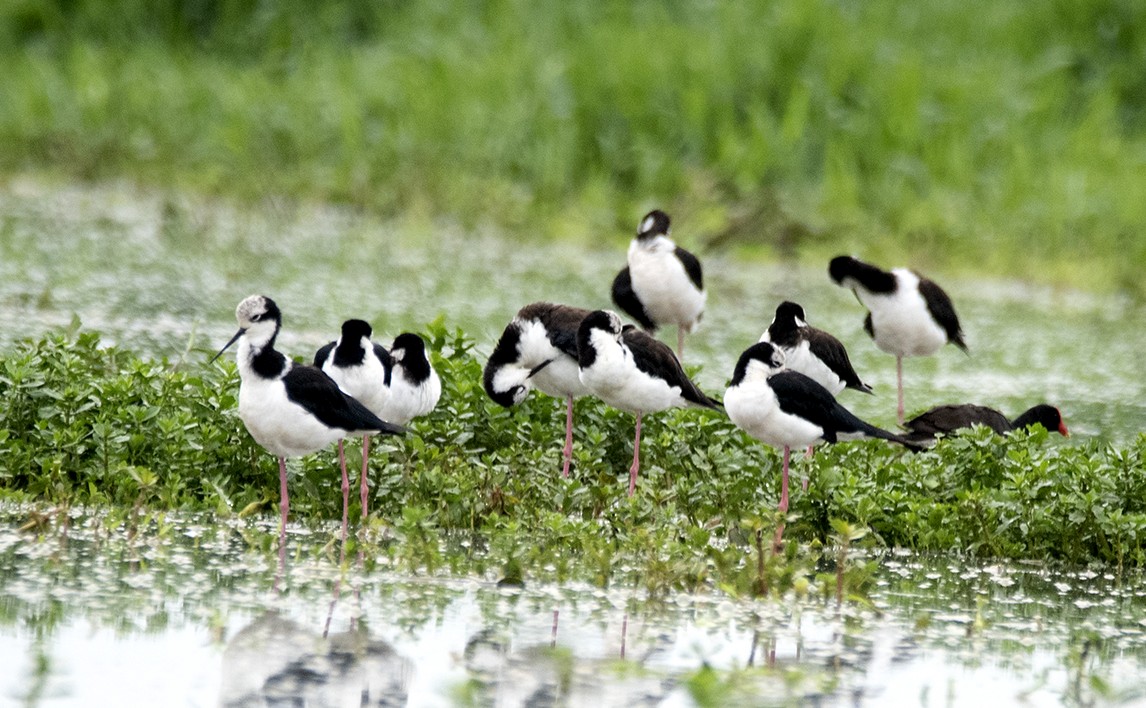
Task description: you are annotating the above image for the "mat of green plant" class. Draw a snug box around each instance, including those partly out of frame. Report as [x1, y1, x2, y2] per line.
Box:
[2, 0, 1145, 294]
[2, 321, 1143, 597]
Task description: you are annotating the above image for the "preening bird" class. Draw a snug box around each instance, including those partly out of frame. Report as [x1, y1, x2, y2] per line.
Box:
[760, 300, 872, 396]
[483, 303, 591, 478]
[829, 255, 967, 425]
[611, 209, 706, 358]
[577, 309, 720, 496]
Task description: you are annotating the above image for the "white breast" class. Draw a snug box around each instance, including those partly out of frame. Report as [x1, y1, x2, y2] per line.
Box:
[858, 269, 947, 357]
[322, 356, 389, 416]
[517, 319, 587, 399]
[238, 374, 346, 458]
[628, 237, 705, 331]
[725, 380, 824, 450]
[578, 331, 685, 414]
[381, 368, 441, 425]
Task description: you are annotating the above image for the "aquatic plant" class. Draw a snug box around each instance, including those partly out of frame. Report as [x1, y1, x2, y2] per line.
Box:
[1, 321, 1144, 595]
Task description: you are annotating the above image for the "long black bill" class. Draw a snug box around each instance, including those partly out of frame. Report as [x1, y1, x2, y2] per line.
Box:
[210, 328, 245, 364]
[527, 359, 554, 378]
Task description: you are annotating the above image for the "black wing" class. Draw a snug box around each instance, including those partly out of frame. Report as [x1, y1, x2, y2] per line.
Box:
[769, 371, 898, 443]
[674, 246, 704, 290]
[373, 342, 394, 386]
[283, 365, 405, 436]
[905, 404, 1010, 437]
[523, 302, 591, 359]
[918, 277, 967, 352]
[623, 328, 719, 409]
[611, 267, 657, 331]
[804, 327, 872, 394]
[313, 341, 336, 368]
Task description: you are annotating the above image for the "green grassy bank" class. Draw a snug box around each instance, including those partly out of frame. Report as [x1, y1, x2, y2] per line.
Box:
[2, 0, 1145, 293]
[3, 323, 1143, 595]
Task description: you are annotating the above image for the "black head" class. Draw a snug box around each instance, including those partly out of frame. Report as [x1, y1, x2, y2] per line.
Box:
[392, 332, 432, 381]
[636, 210, 671, 240]
[730, 341, 785, 386]
[576, 310, 622, 368]
[829, 255, 896, 293]
[340, 319, 373, 341]
[391, 332, 427, 358]
[774, 301, 807, 325]
[1015, 404, 1069, 436]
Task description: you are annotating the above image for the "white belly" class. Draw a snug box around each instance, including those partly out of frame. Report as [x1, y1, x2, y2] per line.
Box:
[725, 383, 824, 450]
[629, 245, 705, 330]
[238, 378, 346, 458]
[777, 341, 846, 396]
[579, 347, 684, 414]
[531, 355, 588, 399]
[322, 358, 389, 416]
[381, 370, 442, 425]
[858, 274, 948, 357]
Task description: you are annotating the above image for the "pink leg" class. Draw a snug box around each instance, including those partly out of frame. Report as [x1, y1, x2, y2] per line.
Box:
[561, 396, 574, 478]
[360, 434, 371, 518]
[277, 456, 289, 591]
[897, 355, 905, 426]
[628, 413, 643, 496]
[339, 440, 349, 543]
[551, 609, 559, 648]
[774, 446, 790, 551]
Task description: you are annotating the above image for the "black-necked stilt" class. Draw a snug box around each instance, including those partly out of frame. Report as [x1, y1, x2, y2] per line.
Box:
[761, 300, 872, 396]
[213, 296, 404, 545]
[724, 342, 916, 549]
[483, 302, 591, 478]
[379, 332, 441, 425]
[904, 403, 1068, 445]
[611, 210, 706, 358]
[314, 319, 394, 521]
[829, 255, 968, 425]
[576, 309, 719, 495]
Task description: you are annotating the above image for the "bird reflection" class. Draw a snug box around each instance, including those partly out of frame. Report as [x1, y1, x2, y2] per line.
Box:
[220, 608, 413, 707]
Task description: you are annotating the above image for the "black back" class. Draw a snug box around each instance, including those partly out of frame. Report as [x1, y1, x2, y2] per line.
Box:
[918, 278, 968, 352]
[769, 371, 906, 445]
[283, 365, 404, 436]
[675, 246, 704, 290]
[611, 267, 657, 331]
[622, 327, 720, 409]
[904, 404, 1011, 439]
[517, 302, 590, 359]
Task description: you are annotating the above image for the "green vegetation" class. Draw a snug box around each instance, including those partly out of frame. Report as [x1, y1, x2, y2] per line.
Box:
[2, 322, 1143, 597]
[2, 0, 1145, 292]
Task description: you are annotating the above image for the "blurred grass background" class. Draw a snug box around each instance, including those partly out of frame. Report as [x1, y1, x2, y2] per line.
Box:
[1, 0, 1144, 293]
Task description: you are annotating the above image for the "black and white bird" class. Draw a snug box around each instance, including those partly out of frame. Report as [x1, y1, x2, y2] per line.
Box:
[213, 296, 404, 545]
[829, 255, 968, 425]
[484, 303, 591, 478]
[611, 210, 706, 358]
[724, 342, 916, 549]
[379, 332, 441, 426]
[761, 301, 872, 396]
[904, 403, 1068, 445]
[577, 309, 720, 496]
[314, 319, 393, 521]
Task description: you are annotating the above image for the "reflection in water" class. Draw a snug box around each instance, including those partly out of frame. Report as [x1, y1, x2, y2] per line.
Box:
[2, 509, 1146, 706]
[220, 611, 413, 707]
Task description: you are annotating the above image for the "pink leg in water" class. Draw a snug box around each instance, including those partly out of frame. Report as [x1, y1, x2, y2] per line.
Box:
[276, 455, 289, 591]
[774, 446, 791, 551]
[338, 440, 349, 544]
[360, 434, 371, 518]
[896, 355, 905, 426]
[561, 396, 574, 478]
[628, 413, 643, 496]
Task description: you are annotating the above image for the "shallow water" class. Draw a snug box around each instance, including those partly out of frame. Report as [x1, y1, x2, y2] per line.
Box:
[2, 508, 1145, 707]
[0, 178, 1143, 443]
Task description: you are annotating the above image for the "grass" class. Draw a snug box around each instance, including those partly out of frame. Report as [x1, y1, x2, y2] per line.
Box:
[1, 0, 1145, 293]
[2, 320, 1143, 597]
